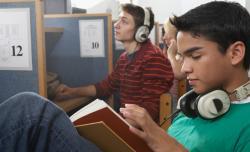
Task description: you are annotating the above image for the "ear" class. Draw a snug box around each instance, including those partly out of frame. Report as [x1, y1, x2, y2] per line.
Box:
[227, 41, 245, 66]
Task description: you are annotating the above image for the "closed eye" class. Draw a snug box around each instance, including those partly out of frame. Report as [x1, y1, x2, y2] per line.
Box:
[122, 20, 128, 24]
[191, 55, 201, 60]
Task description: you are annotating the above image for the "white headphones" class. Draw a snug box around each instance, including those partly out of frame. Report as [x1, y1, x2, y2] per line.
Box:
[177, 80, 250, 119]
[135, 7, 150, 43]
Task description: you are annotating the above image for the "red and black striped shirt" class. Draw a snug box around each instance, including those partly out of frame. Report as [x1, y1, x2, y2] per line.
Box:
[95, 40, 174, 122]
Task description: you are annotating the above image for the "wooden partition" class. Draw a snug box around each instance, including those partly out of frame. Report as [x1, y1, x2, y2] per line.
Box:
[159, 93, 172, 130]
[44, 13, 113, 86]
[44, 13, 113, 112]
[0, 0, 46, 102]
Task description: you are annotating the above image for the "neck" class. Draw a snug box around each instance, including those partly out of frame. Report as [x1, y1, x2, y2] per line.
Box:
[123, 41, 140, 55]
[224, 69, 248, 92]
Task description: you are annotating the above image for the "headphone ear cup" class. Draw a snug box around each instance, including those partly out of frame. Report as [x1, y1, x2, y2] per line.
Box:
[195, 90, 230, 119]
[179, 90, 199, 118]
[135, 25, 149, 43]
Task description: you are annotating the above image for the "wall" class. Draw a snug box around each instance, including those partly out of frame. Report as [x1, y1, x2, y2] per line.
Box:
[72, 0, 249, 23]
[87, 0, 120, 20]
[44, 0, 72, 14]
[134, 0, 247, 23]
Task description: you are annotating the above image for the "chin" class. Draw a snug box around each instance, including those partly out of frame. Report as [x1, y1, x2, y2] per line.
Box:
[192, 87, 208, 94]
[116, 38, 123, 41]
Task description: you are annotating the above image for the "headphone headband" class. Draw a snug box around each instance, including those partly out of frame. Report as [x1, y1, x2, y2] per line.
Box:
[134, 7, 151, 43]
[143, 7, 150, 27]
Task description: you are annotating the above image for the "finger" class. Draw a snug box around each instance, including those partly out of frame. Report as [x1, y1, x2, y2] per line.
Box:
[162, 46, 168, 58]
[120, 107, 148, 127]
[124, 118, 139, 128]
[129, 125, 146, 139]
[124, 104, 145, 112]
[123, 104, 147, 118]
[168, 39, 177, 53]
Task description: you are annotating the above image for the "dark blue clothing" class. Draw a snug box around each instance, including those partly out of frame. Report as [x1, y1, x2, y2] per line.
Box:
[0, 92, 101, 152]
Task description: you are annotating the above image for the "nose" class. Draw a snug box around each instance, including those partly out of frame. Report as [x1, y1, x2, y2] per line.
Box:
[114, 20, 120, 29]
[180, 58, 192, 75]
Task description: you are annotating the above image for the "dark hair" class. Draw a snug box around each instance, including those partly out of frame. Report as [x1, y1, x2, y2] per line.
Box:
[121, 3, 155, 33]
[161, 27, 165, 37]
[171, 1, 250, 70]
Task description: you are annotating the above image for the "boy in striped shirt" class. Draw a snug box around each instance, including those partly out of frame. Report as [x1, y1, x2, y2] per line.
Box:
[56, 3, 174, 122]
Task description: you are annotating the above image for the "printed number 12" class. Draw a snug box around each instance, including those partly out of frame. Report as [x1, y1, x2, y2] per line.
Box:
[11, 45, 23, 56]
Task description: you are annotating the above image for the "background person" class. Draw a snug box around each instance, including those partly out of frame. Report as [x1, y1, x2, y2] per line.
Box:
[55, 3, 174, 122]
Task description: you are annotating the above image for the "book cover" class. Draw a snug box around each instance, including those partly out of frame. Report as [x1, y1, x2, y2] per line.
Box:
[76, 121, 135, 152]
[70, 99, 153, 152]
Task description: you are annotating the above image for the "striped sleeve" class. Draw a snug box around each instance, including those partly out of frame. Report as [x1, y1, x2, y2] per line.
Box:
[140, 51, 174, 121]
[94, 62, 121, 100]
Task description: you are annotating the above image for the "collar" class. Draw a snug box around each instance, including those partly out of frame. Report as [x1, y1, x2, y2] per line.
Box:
[231, 96, 250, 104]
[125, 39, 151, 56]
[229, 80, 250, 101]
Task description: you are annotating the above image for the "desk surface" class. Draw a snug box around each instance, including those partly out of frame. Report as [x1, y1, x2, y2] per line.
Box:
[53, 97, 92, 113]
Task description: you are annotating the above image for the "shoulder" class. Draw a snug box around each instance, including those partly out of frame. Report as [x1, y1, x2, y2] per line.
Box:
[116, 51, 128, 62]
[142, 40, 163, 55]
[140, 41, 166, 62]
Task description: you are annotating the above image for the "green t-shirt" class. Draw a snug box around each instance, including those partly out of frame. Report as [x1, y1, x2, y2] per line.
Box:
[168, 98, 250, 152]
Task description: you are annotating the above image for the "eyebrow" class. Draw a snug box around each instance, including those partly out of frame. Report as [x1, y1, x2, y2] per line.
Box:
[119, 15, 128, 21]
[179, 46, 203, 55]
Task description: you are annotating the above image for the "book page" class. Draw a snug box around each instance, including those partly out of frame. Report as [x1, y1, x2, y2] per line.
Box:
[70, 98, 106, 122]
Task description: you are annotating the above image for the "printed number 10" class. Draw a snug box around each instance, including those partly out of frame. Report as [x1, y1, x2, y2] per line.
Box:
[92, 42, 99, 49]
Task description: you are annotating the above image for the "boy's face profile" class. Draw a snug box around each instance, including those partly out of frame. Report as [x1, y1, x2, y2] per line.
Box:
[114, 11, 136, 43]
[177, 31, 233, 94]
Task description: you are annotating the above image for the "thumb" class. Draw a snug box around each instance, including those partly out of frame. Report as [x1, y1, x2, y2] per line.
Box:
[167, 39, 177, 57]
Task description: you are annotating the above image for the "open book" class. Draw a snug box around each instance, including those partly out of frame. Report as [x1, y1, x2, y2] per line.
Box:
[70, 99, 153, 152]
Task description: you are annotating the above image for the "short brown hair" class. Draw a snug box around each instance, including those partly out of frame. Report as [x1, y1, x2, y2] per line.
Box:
[121, 3, 154, 33]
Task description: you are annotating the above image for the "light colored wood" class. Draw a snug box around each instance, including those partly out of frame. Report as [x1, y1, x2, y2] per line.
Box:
[154, 22, 160, 46]
[107, 14, 113, 74]
[35, 0, 47, 97]
[54, 97, 92, 112]
[44, 27, 64, 33]
[106, 14, 114, 107]
[178, 79, 187, 97]
[159, 93, 172, 130]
